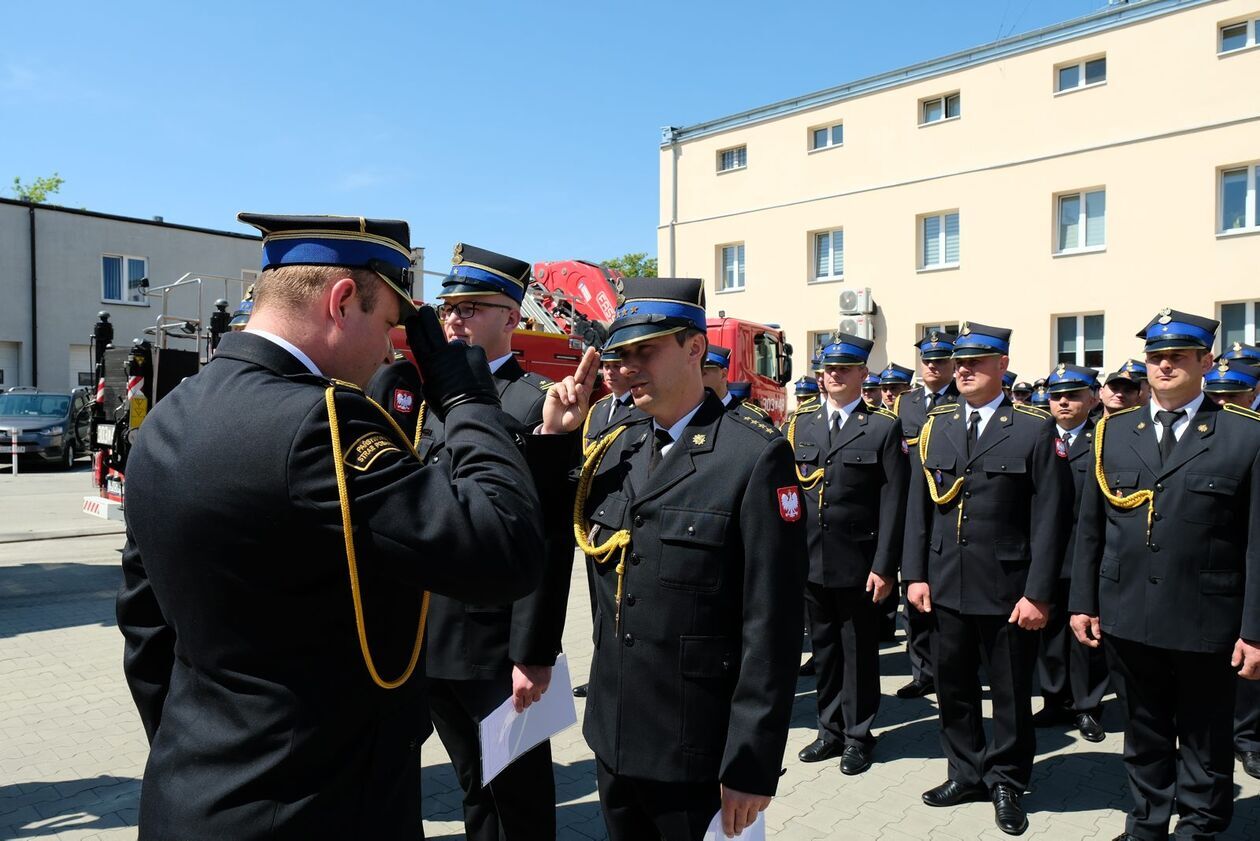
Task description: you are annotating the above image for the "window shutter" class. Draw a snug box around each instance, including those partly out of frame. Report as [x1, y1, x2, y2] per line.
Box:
[923, 217, 940, 265]
[814, 233, 829, 277]
[1059, 195, 1081, 250]
[944, 214, 960, 263]
[833, 230, 844, 277]
[1085, 191, 1105, 247]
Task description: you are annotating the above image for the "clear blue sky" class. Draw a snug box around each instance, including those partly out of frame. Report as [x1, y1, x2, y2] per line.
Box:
[3, 0, 1106, 299]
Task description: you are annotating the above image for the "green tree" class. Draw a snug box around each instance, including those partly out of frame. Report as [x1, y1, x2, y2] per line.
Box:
[604, 252, 657, 278]
[12, 172, 64, 203]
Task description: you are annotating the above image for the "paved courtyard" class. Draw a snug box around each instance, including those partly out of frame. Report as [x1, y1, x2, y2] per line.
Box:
[1, 467, 1257, 839]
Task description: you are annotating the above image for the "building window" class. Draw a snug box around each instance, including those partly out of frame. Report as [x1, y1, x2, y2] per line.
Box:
[1220, 300, 1260, 349]
[1219, 19, 1258, 53]
[102, 255, 147, 304]
[1056, 189, 1106, 252]
[1055, 56, 1106, 92]
[919, 212, 960, 270]
[1056, 314, 1105, 368]
[717, 146, 747, 172]
[718, 244, 745, 291]
[919, 321, 961, 340]
[241, 269, 260, 285]
[812, 229, 844, 282]
[1220, 163, 1259, 233]
[808, 329, 838, 358]
[920, 92, 961, 125]
[810, 123, 844, 151]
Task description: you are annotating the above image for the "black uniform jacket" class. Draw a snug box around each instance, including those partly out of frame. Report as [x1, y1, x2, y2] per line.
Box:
[420, 355, 577, 678]
[787, 402, 908, 587]
[903, 399, 1071, 615]
[1070, 401, 1260, 653]
[721, 391, 779, 429]
[895, 382, 961, 445]
[583, 392, 641, 451]
[116, 331, 545, 839]
[1058, 418, 1096, 579]
[579, 394, 807, 793]
[365, 356, 424, 444]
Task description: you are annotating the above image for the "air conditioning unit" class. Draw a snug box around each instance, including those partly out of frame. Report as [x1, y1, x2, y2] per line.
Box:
[839, 287, 875, 315]
[838, 314, 875, 340]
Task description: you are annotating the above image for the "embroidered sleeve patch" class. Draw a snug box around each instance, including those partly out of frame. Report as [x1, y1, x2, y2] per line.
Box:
[393, 388, 414, 413]
[345, 432, 402, 472]
[777, 486, 802, 522]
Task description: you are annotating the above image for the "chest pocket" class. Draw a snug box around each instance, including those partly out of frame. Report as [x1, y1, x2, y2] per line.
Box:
[588, 493, 629, 545]
[1183, 472, 1238, 525]
[841, 449, 878, 466]
[659, 507, 730, 591]
[982, 456, 1026, 475]
[1106, 470, 1140, 490]
[794, 441, 820, 465]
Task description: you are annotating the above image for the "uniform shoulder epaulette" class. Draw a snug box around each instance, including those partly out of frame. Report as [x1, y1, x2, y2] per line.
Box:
[793, 399, 819, 415]
[893, 392, 904, 415]
[731, 412, 779, 440]
[740, 399, 770, 417]
[1223, 403, 1260, 421]
[1104, 405, 1142, 420]
[329, 377, 363, 392]
[1014, 404, 1052, 420]
[519, 371, 553, 391]
[591, 393, 614, 409]
[928, 403, 956, 417]
[871, 406, 897, 421]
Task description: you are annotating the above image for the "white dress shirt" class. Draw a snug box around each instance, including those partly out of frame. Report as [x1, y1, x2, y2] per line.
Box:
[962, 391, 1006, 438]
[1055, 420, 1088, 446]
[487, 353, 514, 375]
[653, 400, 706, 458]
[824, 396, 865, 433]
[248, 329, 323, 377]
[1149, 392, 1205, 442]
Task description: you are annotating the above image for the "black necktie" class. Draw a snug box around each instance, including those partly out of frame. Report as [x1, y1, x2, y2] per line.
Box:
[925, 391, 937, 411]
[967, 410, 981, 457]
[649, 428, 672, 474]
[1155, 410, 1185, 464]
[1061, 431, 1072, 450]
[829, 411, 841, 447]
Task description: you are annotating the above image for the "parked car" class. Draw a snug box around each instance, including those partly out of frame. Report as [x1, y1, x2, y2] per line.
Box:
[0, 387, 92, 469]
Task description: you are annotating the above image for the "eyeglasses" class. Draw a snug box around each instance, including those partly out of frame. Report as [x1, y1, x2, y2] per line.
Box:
[437, 301, 514, 320]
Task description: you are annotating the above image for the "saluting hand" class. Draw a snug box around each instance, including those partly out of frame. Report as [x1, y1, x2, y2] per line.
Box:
[719, 786, 770, 838]
[542, 346, 600, 434]
[1070, 614, 1103, 648]
[1008, 596, 1050, 631]
[865, 571, 892, 604]
[1232, 638, 1260, 681]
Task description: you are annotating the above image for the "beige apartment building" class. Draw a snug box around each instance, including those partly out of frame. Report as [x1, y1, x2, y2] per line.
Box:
[658, 0, 1260, 388]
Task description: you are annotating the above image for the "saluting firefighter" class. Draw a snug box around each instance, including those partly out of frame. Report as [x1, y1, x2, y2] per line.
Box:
[1032, 364, 1109, 744]
[419, 244, 576, 841]
[892, 329, 961, 701]
[787, 335, 908, 775]
[701, 343, 777, 426]
[1071, 309, 1260, 841]
[904, 322, 1071, 837]
[117, 214, 551, 839]
[567, 277, 807, 840]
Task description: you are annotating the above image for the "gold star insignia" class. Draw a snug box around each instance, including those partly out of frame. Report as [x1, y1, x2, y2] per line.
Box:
[857, 413, 865, 421]
[691, 434, 706, 445]
[999, 415, 1009, 422]
[953, 413, 961, 419]
[1137, 421, 1147, 430]
[1197, 423, 1209, 433]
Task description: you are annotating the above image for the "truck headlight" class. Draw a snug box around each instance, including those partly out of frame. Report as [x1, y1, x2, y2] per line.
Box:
[40, 425, 64, 436]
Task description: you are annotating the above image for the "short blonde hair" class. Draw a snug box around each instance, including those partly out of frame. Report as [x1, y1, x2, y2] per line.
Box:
[253, 265, 383, 314]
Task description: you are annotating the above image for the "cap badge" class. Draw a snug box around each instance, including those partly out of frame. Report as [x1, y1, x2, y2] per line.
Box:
[1218, 361, 1230, 373]
[452, 243, 464, 264]
[960, 322, 971, 336]
[1056, 363, 1067, 375]
[1157, 308, 1172, 325]
[929, 331, 939, 343]
[691, 434, 706, 445]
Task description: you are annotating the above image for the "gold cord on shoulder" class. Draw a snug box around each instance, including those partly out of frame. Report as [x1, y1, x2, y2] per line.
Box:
[917, 415, 966, 541]
[1091, 413, 1155, 544]
[573, 425, 632, 627]
[785, 413, 825, 490]
[326, 387, 429, 690]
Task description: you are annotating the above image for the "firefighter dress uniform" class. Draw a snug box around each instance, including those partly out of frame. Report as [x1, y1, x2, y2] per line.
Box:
[702, 343, 778, 427]
[116, 215, 547, 840]
[575, 277, 807, 840]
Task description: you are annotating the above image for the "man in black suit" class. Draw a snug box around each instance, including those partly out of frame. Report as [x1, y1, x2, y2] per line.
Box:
[419, 244, 577, 841]
[116, 214, 549, 839]
[1032, 364, 1109, 743]
[1071, 309, 1260, 841]
[787, 335, 908, 775]
[904, 322, 1071, 836]
[893, 329, 960, 700]
[570, 277, 807, 840]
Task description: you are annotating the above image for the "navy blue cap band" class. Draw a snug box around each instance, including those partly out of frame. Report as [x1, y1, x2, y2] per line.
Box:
[1143, 320, 1215, 348]
[822, 341, 871, 365]
[615, 298, 706, 324]
[954, 333, 1010, 356]
[440, 264, 526, 303]
[705, 350, 730, 369]
[262, 236, 410, 273]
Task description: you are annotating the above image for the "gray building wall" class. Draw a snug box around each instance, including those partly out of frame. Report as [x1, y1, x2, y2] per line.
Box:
[0, 199, 260, 390]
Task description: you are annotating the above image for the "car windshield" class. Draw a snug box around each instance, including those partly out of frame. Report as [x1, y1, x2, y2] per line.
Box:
[0, 394, 70, 417]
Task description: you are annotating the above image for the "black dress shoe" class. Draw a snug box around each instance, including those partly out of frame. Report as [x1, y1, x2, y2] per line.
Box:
[1031, 704, 1074, 727]
[798, 656, 816, 677]
[921, 779, 988, 807]
[991, 784, 1028, 836]
[1238, 750, 1260, 780]
[1075, 712, 1105, 742]
[798, 738, 843, 763]
[895, 678, 934, 699]
[840, 744, 873, 775]
[572, 683, 588, 698]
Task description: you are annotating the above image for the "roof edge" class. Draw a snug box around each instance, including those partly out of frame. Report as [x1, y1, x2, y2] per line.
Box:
[661, 0, 1216, 145]
[0, 197, 261, 241]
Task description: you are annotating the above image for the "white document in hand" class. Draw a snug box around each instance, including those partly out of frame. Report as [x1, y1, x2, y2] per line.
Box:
[478, 653, 578, 786]
[702, 809, 766, 841]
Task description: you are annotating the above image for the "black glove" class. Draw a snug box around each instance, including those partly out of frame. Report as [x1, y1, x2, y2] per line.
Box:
[404, 306, 500, 421]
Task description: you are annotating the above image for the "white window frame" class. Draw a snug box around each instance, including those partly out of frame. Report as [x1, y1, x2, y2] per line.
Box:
[1054, 188, 1107, 255]
[919, 92, 961, 126]
[1218, 162, 1260, 235]
[1218, 18, 1259, 54]
[808, 122, 844, 153]
[241, 269, 260, 284]
[1217, 299, 1260, 350]
[1054, 54, 1107, 95]
[717, 243, 746, 293]
[917, 211, 960, 272]
[1055, 313, 1106, 368]
[101, 254, 149, 306]
[808, 329, 838, 359]
[717, 145, 747, 173]
[810, 228, 845, 283]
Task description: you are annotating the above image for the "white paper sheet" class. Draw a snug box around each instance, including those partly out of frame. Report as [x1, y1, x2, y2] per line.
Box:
[478, 653, 578, 786]
[702, 809, 766, 841]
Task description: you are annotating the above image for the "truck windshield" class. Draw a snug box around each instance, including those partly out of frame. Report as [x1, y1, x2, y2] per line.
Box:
[754, 333, 779, 380]
[0, 395, 70, 417]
